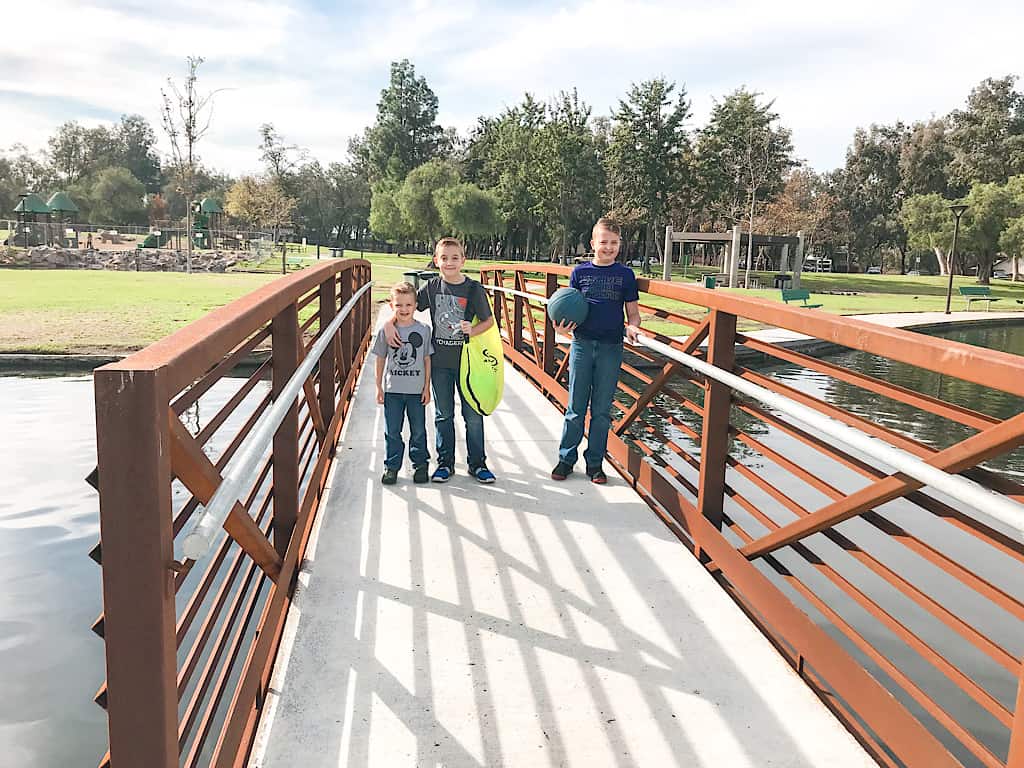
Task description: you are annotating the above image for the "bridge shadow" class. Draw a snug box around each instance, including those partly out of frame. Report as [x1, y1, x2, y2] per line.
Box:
[255, 362, 869, 768]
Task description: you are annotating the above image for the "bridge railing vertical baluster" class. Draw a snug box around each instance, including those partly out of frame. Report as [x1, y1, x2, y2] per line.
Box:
[271, 303, 300, 558]
[1011, 662, 1024, 767]
[543, 273, 558, 377]
[318, 274, 337, 431]
[513, 272, 525, 355]
[696, 309, 736, 539]
[94, 367, 178, 768]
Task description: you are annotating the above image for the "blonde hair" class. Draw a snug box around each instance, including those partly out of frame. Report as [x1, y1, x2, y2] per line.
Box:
[592, 217, 621, 237]
[389, 281, 416, 300]
[433, 237, 465, 258]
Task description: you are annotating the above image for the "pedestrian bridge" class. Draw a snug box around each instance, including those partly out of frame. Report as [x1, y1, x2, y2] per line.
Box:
[89, 260, 1024, 768]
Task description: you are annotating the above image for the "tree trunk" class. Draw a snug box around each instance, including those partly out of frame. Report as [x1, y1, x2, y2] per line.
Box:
[744, 189, 756, 288]
[933, 246, 949, 276]
[1013, 255, 1020, 282]
[642, 223, 651, 274]
[526, 224, 533, 263]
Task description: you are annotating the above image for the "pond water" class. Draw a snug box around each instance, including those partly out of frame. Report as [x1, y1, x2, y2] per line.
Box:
[1, 322, 1022, 766]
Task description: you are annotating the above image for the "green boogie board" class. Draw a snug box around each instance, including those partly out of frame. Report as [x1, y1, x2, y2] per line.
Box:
[459, 322, 504, 415]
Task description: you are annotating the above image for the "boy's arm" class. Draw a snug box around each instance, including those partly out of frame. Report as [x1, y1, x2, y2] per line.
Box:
[624, 301, 641, 343]
[375, 355, 386, 404]
[459, 282, 495, 336]
[463, 315, 495, 337]
[421, 355, 431, 405]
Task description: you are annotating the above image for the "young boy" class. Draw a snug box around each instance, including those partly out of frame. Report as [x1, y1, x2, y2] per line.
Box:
[551, 218, 641, 484]
[373, 282, 433, 485]
[384, 237, 497, 484]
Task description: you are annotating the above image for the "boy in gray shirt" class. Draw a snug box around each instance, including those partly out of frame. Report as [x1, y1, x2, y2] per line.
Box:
[373, 282, 433, 485]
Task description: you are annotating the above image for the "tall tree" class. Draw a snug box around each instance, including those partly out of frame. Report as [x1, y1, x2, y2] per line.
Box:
[47, 122, 91, 185]
[85, 166, 147, 225]
[435, 183, 502, 248]
[395, 159, 460, 243]
[948, 76, 1024, 186]
[608, 78, 693, 271]
[900, 118, 953, 197]
[362, 60, 444, 182]
[961, 181, 1017, 283]
[900, 193, 958, 275]
[114, 115, 162, 191]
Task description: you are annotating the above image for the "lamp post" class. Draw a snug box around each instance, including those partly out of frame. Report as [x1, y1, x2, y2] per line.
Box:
[17, 193, 28, 249]
[944, 203, 968, 315]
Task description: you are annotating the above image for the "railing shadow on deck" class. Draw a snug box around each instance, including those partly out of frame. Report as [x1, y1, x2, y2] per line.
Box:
[479, 264, 1024, 768]
[90, 259, 373, 767]
[258, 361, 846, 768]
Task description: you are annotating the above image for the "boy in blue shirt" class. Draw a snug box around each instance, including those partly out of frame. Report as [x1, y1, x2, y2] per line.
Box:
[551, 218, 641, 484]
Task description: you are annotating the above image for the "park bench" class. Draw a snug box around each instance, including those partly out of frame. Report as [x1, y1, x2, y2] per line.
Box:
[959, 285, 1000, 310]
[781, 288, 823, 309]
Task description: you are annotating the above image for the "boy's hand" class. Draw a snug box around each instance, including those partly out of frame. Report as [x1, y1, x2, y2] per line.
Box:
[553, 319, 577, 337]
[459, 319, 473, 335]
[421, 386, 431, 405]
[376, 388, 384, 405]
[625, 324, 641, 344]
[383, 318, 401, 348]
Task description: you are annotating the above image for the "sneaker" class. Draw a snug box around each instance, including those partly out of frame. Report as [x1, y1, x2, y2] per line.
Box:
[381, 467, 398, 485]
[587, 465, 607, 484]
[413, 465, 429, 484]
[431, 466, 452, 483]
[551, 461, 573, 481]
[472, 465, 496, 484]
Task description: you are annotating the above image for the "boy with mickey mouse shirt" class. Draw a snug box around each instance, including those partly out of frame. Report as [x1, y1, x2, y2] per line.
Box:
[373, 281, 433, 485]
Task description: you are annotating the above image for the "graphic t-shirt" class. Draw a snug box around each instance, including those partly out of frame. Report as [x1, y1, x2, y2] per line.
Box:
[570, 261, 639, 342]
[371, 320, 433, 395]
[417, 277, 493, 369]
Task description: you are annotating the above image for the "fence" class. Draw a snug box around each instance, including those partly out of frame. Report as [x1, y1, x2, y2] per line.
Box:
[479, 264, 1024, 768]
[91, 259, 373, 767]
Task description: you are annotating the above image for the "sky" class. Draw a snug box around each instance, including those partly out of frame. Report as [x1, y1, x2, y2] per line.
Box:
[3, 0, 1023, 178]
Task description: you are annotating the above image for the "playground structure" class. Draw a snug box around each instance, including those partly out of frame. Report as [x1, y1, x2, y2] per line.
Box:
[663, 225, 805, 288]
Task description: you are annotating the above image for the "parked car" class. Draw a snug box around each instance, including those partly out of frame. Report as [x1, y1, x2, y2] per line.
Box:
[906, 270, 921, 276]
[993, 270, 1011, 279]
[866, 266, 882, 274]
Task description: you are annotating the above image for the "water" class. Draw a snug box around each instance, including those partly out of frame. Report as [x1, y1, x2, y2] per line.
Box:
[1, 323, 1022, 766]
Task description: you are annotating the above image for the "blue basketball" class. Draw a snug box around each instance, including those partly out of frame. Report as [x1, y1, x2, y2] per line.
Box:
[547, 287, 589, 325]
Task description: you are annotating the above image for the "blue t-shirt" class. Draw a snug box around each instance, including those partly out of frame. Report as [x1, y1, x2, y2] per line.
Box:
[570, 261, 639, 342]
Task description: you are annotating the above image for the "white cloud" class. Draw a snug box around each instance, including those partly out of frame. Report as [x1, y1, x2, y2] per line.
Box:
[1, 0, 1022, 176]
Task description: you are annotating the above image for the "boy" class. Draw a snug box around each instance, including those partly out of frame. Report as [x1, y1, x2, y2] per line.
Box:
[551, 218, 641, 484]
[373, 282, 433, 485]
[384, 237, 497, 484]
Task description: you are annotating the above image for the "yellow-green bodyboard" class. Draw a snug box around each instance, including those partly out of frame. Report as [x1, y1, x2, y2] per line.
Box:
[459, 323, 504, 415]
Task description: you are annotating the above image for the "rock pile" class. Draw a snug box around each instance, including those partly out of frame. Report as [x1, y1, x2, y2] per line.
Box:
[0, 246, 240, 272]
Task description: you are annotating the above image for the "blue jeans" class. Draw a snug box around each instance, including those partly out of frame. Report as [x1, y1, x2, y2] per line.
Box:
[432, 365, 485, 470]
[558, 338, 624, 468]
[383, 393, 429, 470]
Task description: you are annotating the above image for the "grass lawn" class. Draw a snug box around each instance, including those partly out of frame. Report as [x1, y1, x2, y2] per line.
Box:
[2, 255, 1022, 355]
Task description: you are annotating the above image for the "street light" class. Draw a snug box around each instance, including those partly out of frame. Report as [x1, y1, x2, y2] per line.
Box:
[17, 193, 28, 249]
[944, 203, 968, 315]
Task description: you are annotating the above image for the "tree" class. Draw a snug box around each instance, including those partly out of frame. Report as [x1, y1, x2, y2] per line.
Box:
[532, 90, 604, 263]
[608, 78, 693, 271]
[900, 119, 953, 197]
[900, 193, 957, 275]
[161, 56, 219, 273]
[294, 160, 370, 253]
[361, 60, 444, 182]
[48, 122, 90, 185]
[85, 167, 146, 225]
[395, 159, 460, 243]
[761, 167, 843, 265]
[114, 115, 162, 191]
[0, 145, 52, 217]
[961, 182, 1016, 284]
[999, 216, 1024, 281]
[435, 183, 502, 245]
[948, 76, 1024, 186]
[225, 175, 297, 255]
[368, 179, 409, 242]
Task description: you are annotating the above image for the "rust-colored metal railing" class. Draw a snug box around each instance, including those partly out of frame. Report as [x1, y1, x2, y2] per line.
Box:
[91, 259, 373, 767]
[481, 264, 1024, 768]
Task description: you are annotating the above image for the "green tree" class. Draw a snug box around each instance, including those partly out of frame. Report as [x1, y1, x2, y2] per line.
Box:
[396, 159, 460, 243]
[360, 60, 444, 182]
[114, 115, 162, 191]
[48, 122, 91, 185]
[609, 78, 694, 271]
[900, 118, 953, 197]
[532, 90, 604, 263]
[85, 166, 146, 224]
[948, 76, 1024, 186]
[435, 183, 502, 246]
[900, 193, 957, 275]
[999, 216, 1024, 280]
[961, 181, 1016, 283]
[368, 179, 410, 242]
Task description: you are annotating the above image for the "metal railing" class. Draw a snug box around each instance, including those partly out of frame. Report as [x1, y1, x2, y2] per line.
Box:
[91, 259, 373, 767]
[480, 264, 1024, 768]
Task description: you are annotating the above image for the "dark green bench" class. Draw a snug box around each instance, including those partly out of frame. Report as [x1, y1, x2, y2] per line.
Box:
[959, 285, 1000, 310]
[781, 288, 822, 309]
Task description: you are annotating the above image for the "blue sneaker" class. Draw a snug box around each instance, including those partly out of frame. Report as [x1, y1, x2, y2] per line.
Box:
[431, 466, 452, 483]
[472, 465, 496, 484]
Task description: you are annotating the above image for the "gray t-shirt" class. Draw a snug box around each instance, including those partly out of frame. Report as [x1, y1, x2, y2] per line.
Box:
[417, 276, 493, 370]
[372, 320, 433, 395]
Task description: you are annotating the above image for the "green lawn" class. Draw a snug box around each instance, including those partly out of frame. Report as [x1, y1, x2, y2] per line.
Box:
[2, 257, 1022, 355]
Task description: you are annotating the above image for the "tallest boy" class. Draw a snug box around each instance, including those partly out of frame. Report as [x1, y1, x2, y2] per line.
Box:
[552, 218, 641, 484]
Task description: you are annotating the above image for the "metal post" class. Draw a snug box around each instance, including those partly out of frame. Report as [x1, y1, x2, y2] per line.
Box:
[662, 225, 673, 281]
[94, 367, 178, 768]
[696, 310, 736, 534]
[339, 271, 354, 385]
[1009, 661, 1024, 767]
[543, 273, 558, 375]
[728, 226, 741, 288]
[945, 204, 968, 315]
[319, 274, 337, 430]
[793, 230, 805, 289]
[272, 304, 300, 557]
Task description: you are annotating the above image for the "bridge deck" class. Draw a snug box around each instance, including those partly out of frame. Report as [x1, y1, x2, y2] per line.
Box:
[251, 358, 873, 768]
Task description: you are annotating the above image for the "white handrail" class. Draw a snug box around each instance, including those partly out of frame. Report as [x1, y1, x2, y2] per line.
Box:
[481, 284, 548, 302]
[634, 333, 1024, 537]
[180, 281, 374, 560]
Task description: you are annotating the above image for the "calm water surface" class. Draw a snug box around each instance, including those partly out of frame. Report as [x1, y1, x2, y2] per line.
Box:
[1, 323, 1022, 766]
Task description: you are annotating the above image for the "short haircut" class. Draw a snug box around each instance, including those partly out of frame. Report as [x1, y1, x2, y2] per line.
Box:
[434, 237, 465, 258]
[390, 281, 416, 300]
[592, 217, 621, 236]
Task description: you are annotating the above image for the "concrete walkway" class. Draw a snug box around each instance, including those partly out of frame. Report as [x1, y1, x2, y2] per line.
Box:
[250, 358, 874, 768]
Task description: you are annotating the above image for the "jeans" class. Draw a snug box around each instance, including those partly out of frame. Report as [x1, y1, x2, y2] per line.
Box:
[558, 338, 624, 468]
[431, 365, 485, 470]
[383, 393, 429, 470]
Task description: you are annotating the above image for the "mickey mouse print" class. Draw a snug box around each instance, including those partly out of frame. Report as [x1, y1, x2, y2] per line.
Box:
[371, 320, 433, 395]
